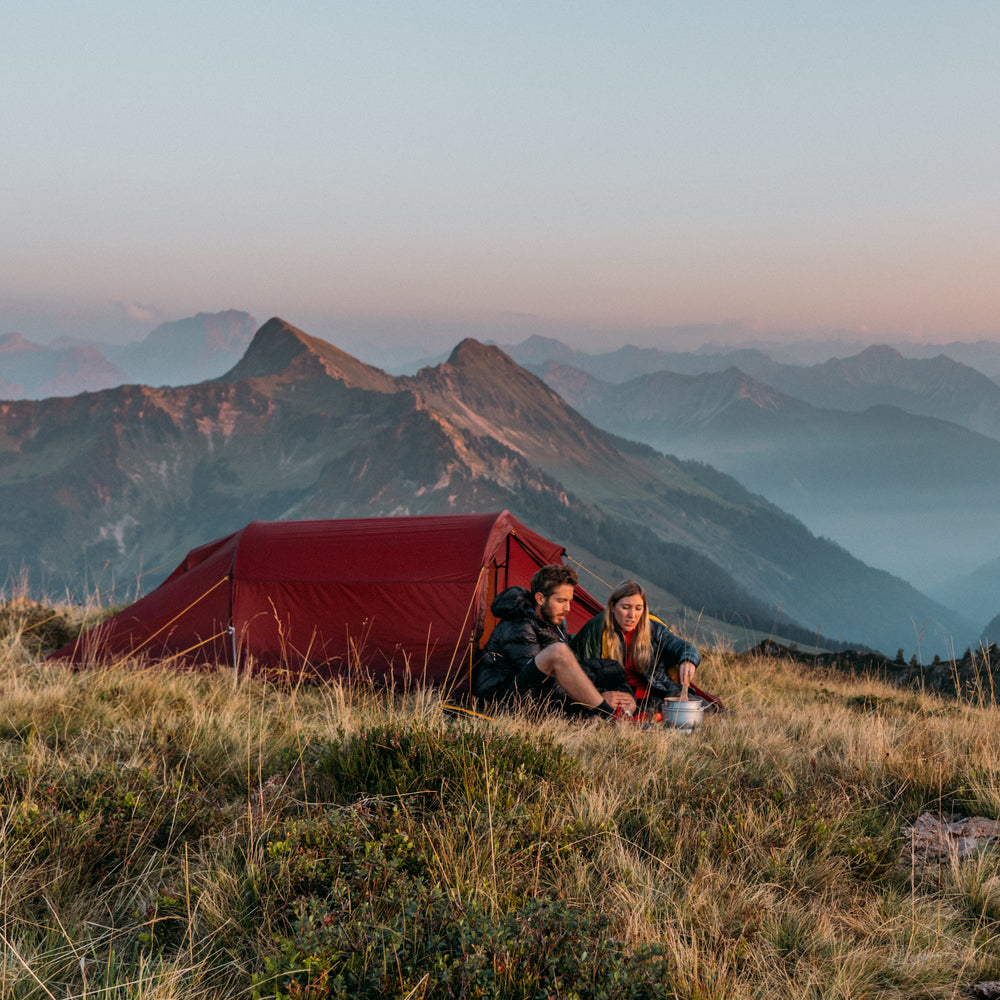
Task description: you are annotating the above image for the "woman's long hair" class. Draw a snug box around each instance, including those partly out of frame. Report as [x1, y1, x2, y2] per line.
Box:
[603, 580, 653, 672]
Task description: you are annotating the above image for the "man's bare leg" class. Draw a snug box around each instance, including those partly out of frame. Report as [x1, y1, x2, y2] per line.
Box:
[535, 644, 636, 715]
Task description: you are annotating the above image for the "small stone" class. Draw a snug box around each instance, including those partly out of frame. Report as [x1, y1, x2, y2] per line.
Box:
[966, 982, 1000, 1000]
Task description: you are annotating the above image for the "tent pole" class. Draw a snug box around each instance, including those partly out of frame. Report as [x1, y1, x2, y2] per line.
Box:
[229, 623, 238, 683]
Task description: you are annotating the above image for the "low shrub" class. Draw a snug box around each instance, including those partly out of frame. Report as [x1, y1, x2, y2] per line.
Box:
[0, 598, 82, 656]
[254, 888, 669, 1000]
[296, 723, 582, 816]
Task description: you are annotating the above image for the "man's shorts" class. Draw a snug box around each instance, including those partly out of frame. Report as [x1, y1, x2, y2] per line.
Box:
[509, 657, 550, 698]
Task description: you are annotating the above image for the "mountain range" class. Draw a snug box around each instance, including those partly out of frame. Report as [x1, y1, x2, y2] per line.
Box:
[0, 317, 978, 659]
[502, 334, 1000, 387]
[530, 359, 1000, 592]
[501, 337, 1000, 617]
[0, 310, 257, 398]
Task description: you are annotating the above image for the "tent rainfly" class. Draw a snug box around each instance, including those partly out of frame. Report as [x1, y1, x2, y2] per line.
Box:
[50, 511, 602, 689]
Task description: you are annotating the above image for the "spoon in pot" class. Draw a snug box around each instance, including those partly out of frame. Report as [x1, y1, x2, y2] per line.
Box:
[680, 682, 689, 702]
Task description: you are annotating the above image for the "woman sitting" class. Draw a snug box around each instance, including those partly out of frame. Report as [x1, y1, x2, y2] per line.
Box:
[570, 580, 703, 710]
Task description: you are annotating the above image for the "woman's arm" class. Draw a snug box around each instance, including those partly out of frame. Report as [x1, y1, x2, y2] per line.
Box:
[647, 618, 701, 690]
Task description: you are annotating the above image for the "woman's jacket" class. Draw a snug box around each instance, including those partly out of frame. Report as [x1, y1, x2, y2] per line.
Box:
[570, 613, 700, 695]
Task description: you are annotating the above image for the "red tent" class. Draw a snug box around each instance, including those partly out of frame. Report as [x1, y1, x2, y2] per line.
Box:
[51, 511, 602, 690]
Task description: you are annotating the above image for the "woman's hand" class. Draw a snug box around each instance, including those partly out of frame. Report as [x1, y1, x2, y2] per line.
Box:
[678, 660, 697, 688]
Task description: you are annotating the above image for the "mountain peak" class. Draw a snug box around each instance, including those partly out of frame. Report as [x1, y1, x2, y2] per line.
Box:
[440, 339, 555, 393]
[142, 310, 257, 354]
[216, 318, 311, 379]
[0, 332, 42, 353]
[406, 338, 619, 468]
[818, 344, 908, 385]
[222, 317, 395, 392]
[447, 337, 517, 369]
[856, 344, 904, 362]
[498, 334, 584, 367]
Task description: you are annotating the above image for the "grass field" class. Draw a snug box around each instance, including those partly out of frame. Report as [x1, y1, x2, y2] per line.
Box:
[1, 599, 998, 998]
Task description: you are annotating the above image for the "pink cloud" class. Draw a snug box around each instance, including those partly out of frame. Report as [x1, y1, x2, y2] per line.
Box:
[116, 301, 158, 324]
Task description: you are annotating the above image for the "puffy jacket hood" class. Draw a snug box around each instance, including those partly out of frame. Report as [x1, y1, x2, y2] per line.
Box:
[489, 586, 535, 620]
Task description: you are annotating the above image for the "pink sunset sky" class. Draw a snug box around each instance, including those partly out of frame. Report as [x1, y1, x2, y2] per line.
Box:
[4, 2, 999, 356]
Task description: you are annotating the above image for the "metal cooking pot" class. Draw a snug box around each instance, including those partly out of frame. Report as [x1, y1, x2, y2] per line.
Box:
[660, 695, 705, 732]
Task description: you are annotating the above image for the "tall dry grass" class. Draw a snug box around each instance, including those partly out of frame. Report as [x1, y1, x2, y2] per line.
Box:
[0, 603, 998, 998]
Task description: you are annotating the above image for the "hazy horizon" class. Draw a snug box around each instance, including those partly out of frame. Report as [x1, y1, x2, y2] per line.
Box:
[8, 306, 1000, 376]
[5, 3, 1000, 358]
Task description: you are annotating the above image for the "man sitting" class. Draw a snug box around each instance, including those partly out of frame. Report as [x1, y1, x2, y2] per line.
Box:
[472, 564, 636, 719]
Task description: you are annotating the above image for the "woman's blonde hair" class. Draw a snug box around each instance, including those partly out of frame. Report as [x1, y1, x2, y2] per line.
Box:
[603, 580, 653, 672]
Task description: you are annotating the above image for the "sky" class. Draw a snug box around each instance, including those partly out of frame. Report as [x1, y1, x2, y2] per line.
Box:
[4, 1, 1000, 359]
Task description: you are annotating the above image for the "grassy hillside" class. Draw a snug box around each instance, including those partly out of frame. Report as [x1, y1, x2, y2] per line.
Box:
[2, 602, 999, 998]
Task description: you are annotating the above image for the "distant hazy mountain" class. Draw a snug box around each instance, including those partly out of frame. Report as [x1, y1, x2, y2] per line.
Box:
[743, 346, 1000, 441]
[895, 339, 1000, 375]
[106, 310, 258, 386]
[504, 335, 777, 383]
[0, 310, 257, 399]
[507, 337, 1000, 441]
[0, 318, 971, 658]
[982, 610, 1000, 647]
[0, 332, 128, 398]
[934, 556, 1000, 635]
[695, 336, 1000, 373]
[535, 359, 1000, 594]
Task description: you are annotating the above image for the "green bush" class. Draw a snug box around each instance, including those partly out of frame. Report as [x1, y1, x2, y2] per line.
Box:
[0, 753, 230, 897]
[254, 889, 669, 1000]
[251, 736, 668, 999]
[296, 724, 582, 815]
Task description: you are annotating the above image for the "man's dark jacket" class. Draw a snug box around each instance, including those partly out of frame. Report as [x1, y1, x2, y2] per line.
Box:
[473, 586, 630, 703]
[472, 587, 563, 702]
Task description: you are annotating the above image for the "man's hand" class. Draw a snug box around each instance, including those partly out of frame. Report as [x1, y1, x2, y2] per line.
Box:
[602, 690, 637, 716]
[678, 660, 697, 688]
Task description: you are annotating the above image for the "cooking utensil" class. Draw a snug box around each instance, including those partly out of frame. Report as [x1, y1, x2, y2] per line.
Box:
[661, 695, 704, 732]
